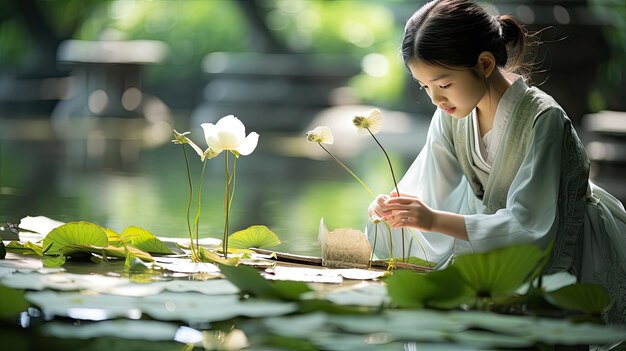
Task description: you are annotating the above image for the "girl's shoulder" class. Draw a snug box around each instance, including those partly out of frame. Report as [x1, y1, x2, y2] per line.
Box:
[523, 86, 564, 116]
[519, 85, 570, 127]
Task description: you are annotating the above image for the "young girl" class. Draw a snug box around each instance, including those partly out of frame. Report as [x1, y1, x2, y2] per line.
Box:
[367, 0, 626, 323]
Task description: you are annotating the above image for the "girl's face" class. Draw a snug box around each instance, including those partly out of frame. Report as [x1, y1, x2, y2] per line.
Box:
[408, 59, 487, 119]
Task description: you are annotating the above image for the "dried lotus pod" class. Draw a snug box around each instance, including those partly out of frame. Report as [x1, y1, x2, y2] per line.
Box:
[318, 218, 372, 268]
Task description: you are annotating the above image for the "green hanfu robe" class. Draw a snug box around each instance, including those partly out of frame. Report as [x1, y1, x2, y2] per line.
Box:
[366, 78, 626, 322]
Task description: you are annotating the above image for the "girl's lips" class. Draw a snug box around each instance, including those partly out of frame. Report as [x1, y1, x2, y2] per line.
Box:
[443, 107, 456, 114]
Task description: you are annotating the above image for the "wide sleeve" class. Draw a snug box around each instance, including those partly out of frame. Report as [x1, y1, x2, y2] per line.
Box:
[367, 109, 466, 263]
[464, 108, 566, 251]
[398, 109, 465, 210]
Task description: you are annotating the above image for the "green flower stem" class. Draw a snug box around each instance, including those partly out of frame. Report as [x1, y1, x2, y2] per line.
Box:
[317, 143, 375, 199]
[223, 152, 229, 258]
[228, 155, 237, 211]
[366, 129, 399, 194]
[366, 127, 406, 262]
[181, 145, 195, 259]
[369, 223, 378, 269]
[192, 160, 207, 261]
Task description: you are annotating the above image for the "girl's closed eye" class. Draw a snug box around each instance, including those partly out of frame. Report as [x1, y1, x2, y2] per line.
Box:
[439, 83, 452, 89]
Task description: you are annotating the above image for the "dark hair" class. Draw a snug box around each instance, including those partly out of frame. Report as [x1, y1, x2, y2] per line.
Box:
[402, 0, 530, 76]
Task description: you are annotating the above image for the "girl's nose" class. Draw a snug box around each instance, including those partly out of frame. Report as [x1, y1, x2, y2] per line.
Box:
[430, 90, 446, 106]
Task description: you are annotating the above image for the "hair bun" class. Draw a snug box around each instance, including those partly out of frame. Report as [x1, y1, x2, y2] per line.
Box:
[497, 15, 521, 46]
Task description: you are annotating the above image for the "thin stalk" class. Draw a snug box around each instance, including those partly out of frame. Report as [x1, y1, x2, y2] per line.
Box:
[223, 152, 231, 259]
[317, 143, 375, 198]
[367, 128, 406, 261]
[192, 161, 207, 261]
[366, 129, 399, 192]
[369, 222, 378, 269]
[407, 228, 433, 267]
[181, 145, 196, 260]
[228, 154, 237, 211]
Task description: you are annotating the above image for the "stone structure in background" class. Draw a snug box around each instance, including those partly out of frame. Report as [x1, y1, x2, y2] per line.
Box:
[50, 39, 173, 169]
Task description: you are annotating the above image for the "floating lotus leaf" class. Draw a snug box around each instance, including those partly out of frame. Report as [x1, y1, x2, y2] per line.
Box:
[451, 330, 534, 349]
[263, 312, 329, 338]
[103, 228, 123, 247]
[59, 244, 153, 262]
[25, 290, 140, 320]
[121, 226, 173, 254]
[42, 222, 109, 255]
[42, 255, 66, 267]
[526, 318, 626, 345]
[546, 283, 612, 315]
[5, 241, 43, 256]
[219, 264, 311, 301]
[156, 278, 238, 295]
[452, 244, 544, 298]
[197, 247, 239, 266]
[40, 319, 183, 341]
[228, 225, 281, 250]
[385, 266, 470, 309]
[324, 282, 389, 307]
[138, 292, 297, 324]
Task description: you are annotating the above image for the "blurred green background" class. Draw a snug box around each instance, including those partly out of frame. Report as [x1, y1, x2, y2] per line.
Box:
[1, 0, 625, 255]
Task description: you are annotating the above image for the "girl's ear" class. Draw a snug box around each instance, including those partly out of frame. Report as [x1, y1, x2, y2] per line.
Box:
[477, 52, 497, 78]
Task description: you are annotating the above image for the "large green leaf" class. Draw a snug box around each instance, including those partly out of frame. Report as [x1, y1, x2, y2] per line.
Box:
[453, 244, 544, 298]
[228, 225, 281, 249]
[546, 283, 612, 315]
[59, 244, 154, 262]
[219, 264, 310, 301]
[121, 226, 173, 254]
[197, 247, 239, 266]
[42, 222, 109, 255]
[103, 228, 124, 247]
[385, 266, 470, 309]
[5, 241, 43, 256]
[219, 264, 276, 298]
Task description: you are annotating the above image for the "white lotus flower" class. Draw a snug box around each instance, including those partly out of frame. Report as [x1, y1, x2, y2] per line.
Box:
[201, 115, 259, 157]
[305, 126, 334, 144]
[353, 108, 383, 135]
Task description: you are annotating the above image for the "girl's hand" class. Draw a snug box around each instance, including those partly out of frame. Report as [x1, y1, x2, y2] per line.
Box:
[381, 192, 435, 231]
[368, 194, 390, 222]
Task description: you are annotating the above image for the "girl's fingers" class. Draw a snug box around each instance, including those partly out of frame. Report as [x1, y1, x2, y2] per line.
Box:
[385, 196, 419, 205]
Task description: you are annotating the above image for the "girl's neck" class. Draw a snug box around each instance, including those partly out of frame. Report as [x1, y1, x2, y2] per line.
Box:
[476, 70, 512, 137]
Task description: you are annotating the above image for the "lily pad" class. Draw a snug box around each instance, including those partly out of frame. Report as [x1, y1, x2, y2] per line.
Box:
[228, 225, 281, 250]
[5, 241, 43, 256]
[41, 319, 183, 341]
[59, 244, 154, 262]
[452, 244, 544, 298]
[121, 226, 174, 255]
[43, 222, 109, 255]
[546, 283, 612, 315]
[103, 228, 124, 247]
[138, 291, 298, 324]
[385, 266, 470, 309]
[25, 290, 141, 320]
[219, 264, 311, 301]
